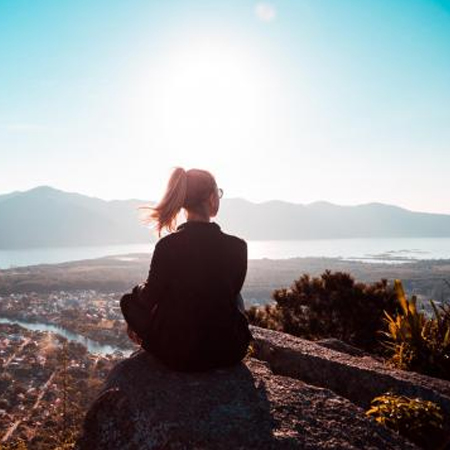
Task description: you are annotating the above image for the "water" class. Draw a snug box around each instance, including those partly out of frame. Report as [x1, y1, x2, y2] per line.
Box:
[0, 317, 133, 356]
[247, 238, 450, 262]
[0, 243, 155, 269]
[2, 238, 450, 269]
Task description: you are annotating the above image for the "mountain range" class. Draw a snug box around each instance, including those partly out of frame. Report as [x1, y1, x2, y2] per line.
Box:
[1, 186, 450, 249]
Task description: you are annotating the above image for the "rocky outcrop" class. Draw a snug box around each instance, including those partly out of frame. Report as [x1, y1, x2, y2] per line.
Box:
[78, 320, 450, 450]
[77, 348, 417, 450]
[250, 326, 450, 421]
[315, 338, 370, 357]
[78, 325, 450, 449]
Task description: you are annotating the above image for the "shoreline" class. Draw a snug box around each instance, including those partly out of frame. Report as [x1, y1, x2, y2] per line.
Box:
[1, 254, 449, 308]
[3, 235, 450, 269]
[3, 251, 450, 270]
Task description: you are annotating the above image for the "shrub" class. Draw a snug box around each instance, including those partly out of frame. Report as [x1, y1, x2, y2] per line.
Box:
[246, 304, 283, 332]
[247, 270, 399, 353]
[383, 280, 450, 380]
[366, 392, 445, 449]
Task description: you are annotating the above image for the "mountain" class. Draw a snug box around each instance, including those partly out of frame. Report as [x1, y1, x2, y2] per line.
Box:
[0, 186, 152, 249]
[219, 198, 450, 240]
[1, 186, 450, 249]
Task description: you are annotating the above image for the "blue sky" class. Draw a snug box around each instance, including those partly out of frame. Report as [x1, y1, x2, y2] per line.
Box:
[1, 0, 449, 213]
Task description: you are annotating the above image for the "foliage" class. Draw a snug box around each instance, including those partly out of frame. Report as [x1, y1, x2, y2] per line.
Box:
[247, 271, 399, 353]
[366, 392, 445, 449]
[383, 280, 450, 380]
[246, 304, 284, 332]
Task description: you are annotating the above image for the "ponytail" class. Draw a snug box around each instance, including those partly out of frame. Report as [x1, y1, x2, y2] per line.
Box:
[140, 167, 187, 236]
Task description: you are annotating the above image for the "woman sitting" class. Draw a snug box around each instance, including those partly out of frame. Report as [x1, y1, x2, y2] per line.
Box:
[120, 167, 252, 372]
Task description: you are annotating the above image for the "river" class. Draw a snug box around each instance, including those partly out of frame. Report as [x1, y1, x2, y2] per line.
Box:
[0, 317, 133, 357]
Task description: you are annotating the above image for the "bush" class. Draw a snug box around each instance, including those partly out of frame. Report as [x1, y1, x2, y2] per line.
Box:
[366, 392, 445, 449]
[383, 280, 450, 380]
[247, 270, 399, 353]
[246, 304, 283, 332]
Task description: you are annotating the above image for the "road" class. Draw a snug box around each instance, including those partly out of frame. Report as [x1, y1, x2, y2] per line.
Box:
[3, 337, 31, 367]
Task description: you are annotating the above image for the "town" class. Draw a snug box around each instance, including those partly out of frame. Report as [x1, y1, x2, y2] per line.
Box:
[0, 290, 135, 352]
[0, 322, 123, 448]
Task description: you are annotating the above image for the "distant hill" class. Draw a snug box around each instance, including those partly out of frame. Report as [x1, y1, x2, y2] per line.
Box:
[219, 199, 450, 240]
[1, 186, 450, 248]
[0, 186, 152, 249]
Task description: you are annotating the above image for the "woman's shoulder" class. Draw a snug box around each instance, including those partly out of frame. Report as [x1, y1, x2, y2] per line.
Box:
[220, 230, 246, 246]
[218, 230, 247, 254]
[153, 232, 177, 250]
[204, 221, 246, 248]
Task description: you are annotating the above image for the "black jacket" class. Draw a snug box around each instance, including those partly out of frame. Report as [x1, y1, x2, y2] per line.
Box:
[128, 220, 252, 371]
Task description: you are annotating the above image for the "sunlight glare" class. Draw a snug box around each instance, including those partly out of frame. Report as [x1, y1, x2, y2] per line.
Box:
[130, 37, 280, 167]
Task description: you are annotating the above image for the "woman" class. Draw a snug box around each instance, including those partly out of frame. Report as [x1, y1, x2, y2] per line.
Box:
[120, 167, 252, 372]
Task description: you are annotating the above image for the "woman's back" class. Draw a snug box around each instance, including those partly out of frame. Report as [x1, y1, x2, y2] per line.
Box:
[141, 221, 251, 371]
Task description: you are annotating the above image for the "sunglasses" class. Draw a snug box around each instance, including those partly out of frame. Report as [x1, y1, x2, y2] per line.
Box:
[217, 188, 224, 199]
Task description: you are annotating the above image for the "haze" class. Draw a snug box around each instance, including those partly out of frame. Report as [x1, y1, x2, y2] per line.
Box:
[1, 1, 449, 213]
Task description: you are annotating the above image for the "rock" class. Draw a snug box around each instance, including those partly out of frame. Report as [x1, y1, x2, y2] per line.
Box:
[77, 348, 417, 449]
[315, 338, 369, 357]
[251, 326, 450, 436]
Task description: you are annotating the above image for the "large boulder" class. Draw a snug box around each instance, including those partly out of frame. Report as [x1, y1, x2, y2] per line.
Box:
[77, 348, 417, 449]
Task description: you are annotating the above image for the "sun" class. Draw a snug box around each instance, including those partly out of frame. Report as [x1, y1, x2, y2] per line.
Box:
[255, 3, 277, 22]
[129, 36, 279, 167]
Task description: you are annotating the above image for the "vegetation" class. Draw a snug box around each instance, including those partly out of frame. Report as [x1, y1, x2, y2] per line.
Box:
[247, 270, 399, 353]
[366, 393, 445, 449]
[383, 280, 450, 380]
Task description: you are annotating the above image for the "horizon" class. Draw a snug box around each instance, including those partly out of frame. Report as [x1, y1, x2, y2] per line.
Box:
[1, 1, 450, 213]
[2, 184, 450, 216]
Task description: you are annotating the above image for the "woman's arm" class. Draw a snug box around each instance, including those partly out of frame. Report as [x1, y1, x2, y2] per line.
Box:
[235, 239, 248, 295]
[120, 240, 169, 340]
[133, 240, 169, 310]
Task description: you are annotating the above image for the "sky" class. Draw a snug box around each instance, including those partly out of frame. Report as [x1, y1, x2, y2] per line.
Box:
[1, 0, 449, 213]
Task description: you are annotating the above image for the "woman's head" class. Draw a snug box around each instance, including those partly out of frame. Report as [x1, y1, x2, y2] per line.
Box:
[141, 167, 222, 235]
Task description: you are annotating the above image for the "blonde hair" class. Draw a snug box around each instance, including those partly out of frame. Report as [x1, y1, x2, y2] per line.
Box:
[140, 167, 217, 236]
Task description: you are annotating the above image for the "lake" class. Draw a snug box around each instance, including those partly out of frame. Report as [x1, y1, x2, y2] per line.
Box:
[1, 237, 450, 269]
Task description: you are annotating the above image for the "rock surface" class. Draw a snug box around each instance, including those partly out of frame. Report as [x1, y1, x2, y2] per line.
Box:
[251, 326, 450, 420]
[315, 338, 370, 357]
[78, 348, 417, 449]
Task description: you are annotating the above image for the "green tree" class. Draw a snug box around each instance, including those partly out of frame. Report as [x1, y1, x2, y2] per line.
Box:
[248, 270, 399, 353]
